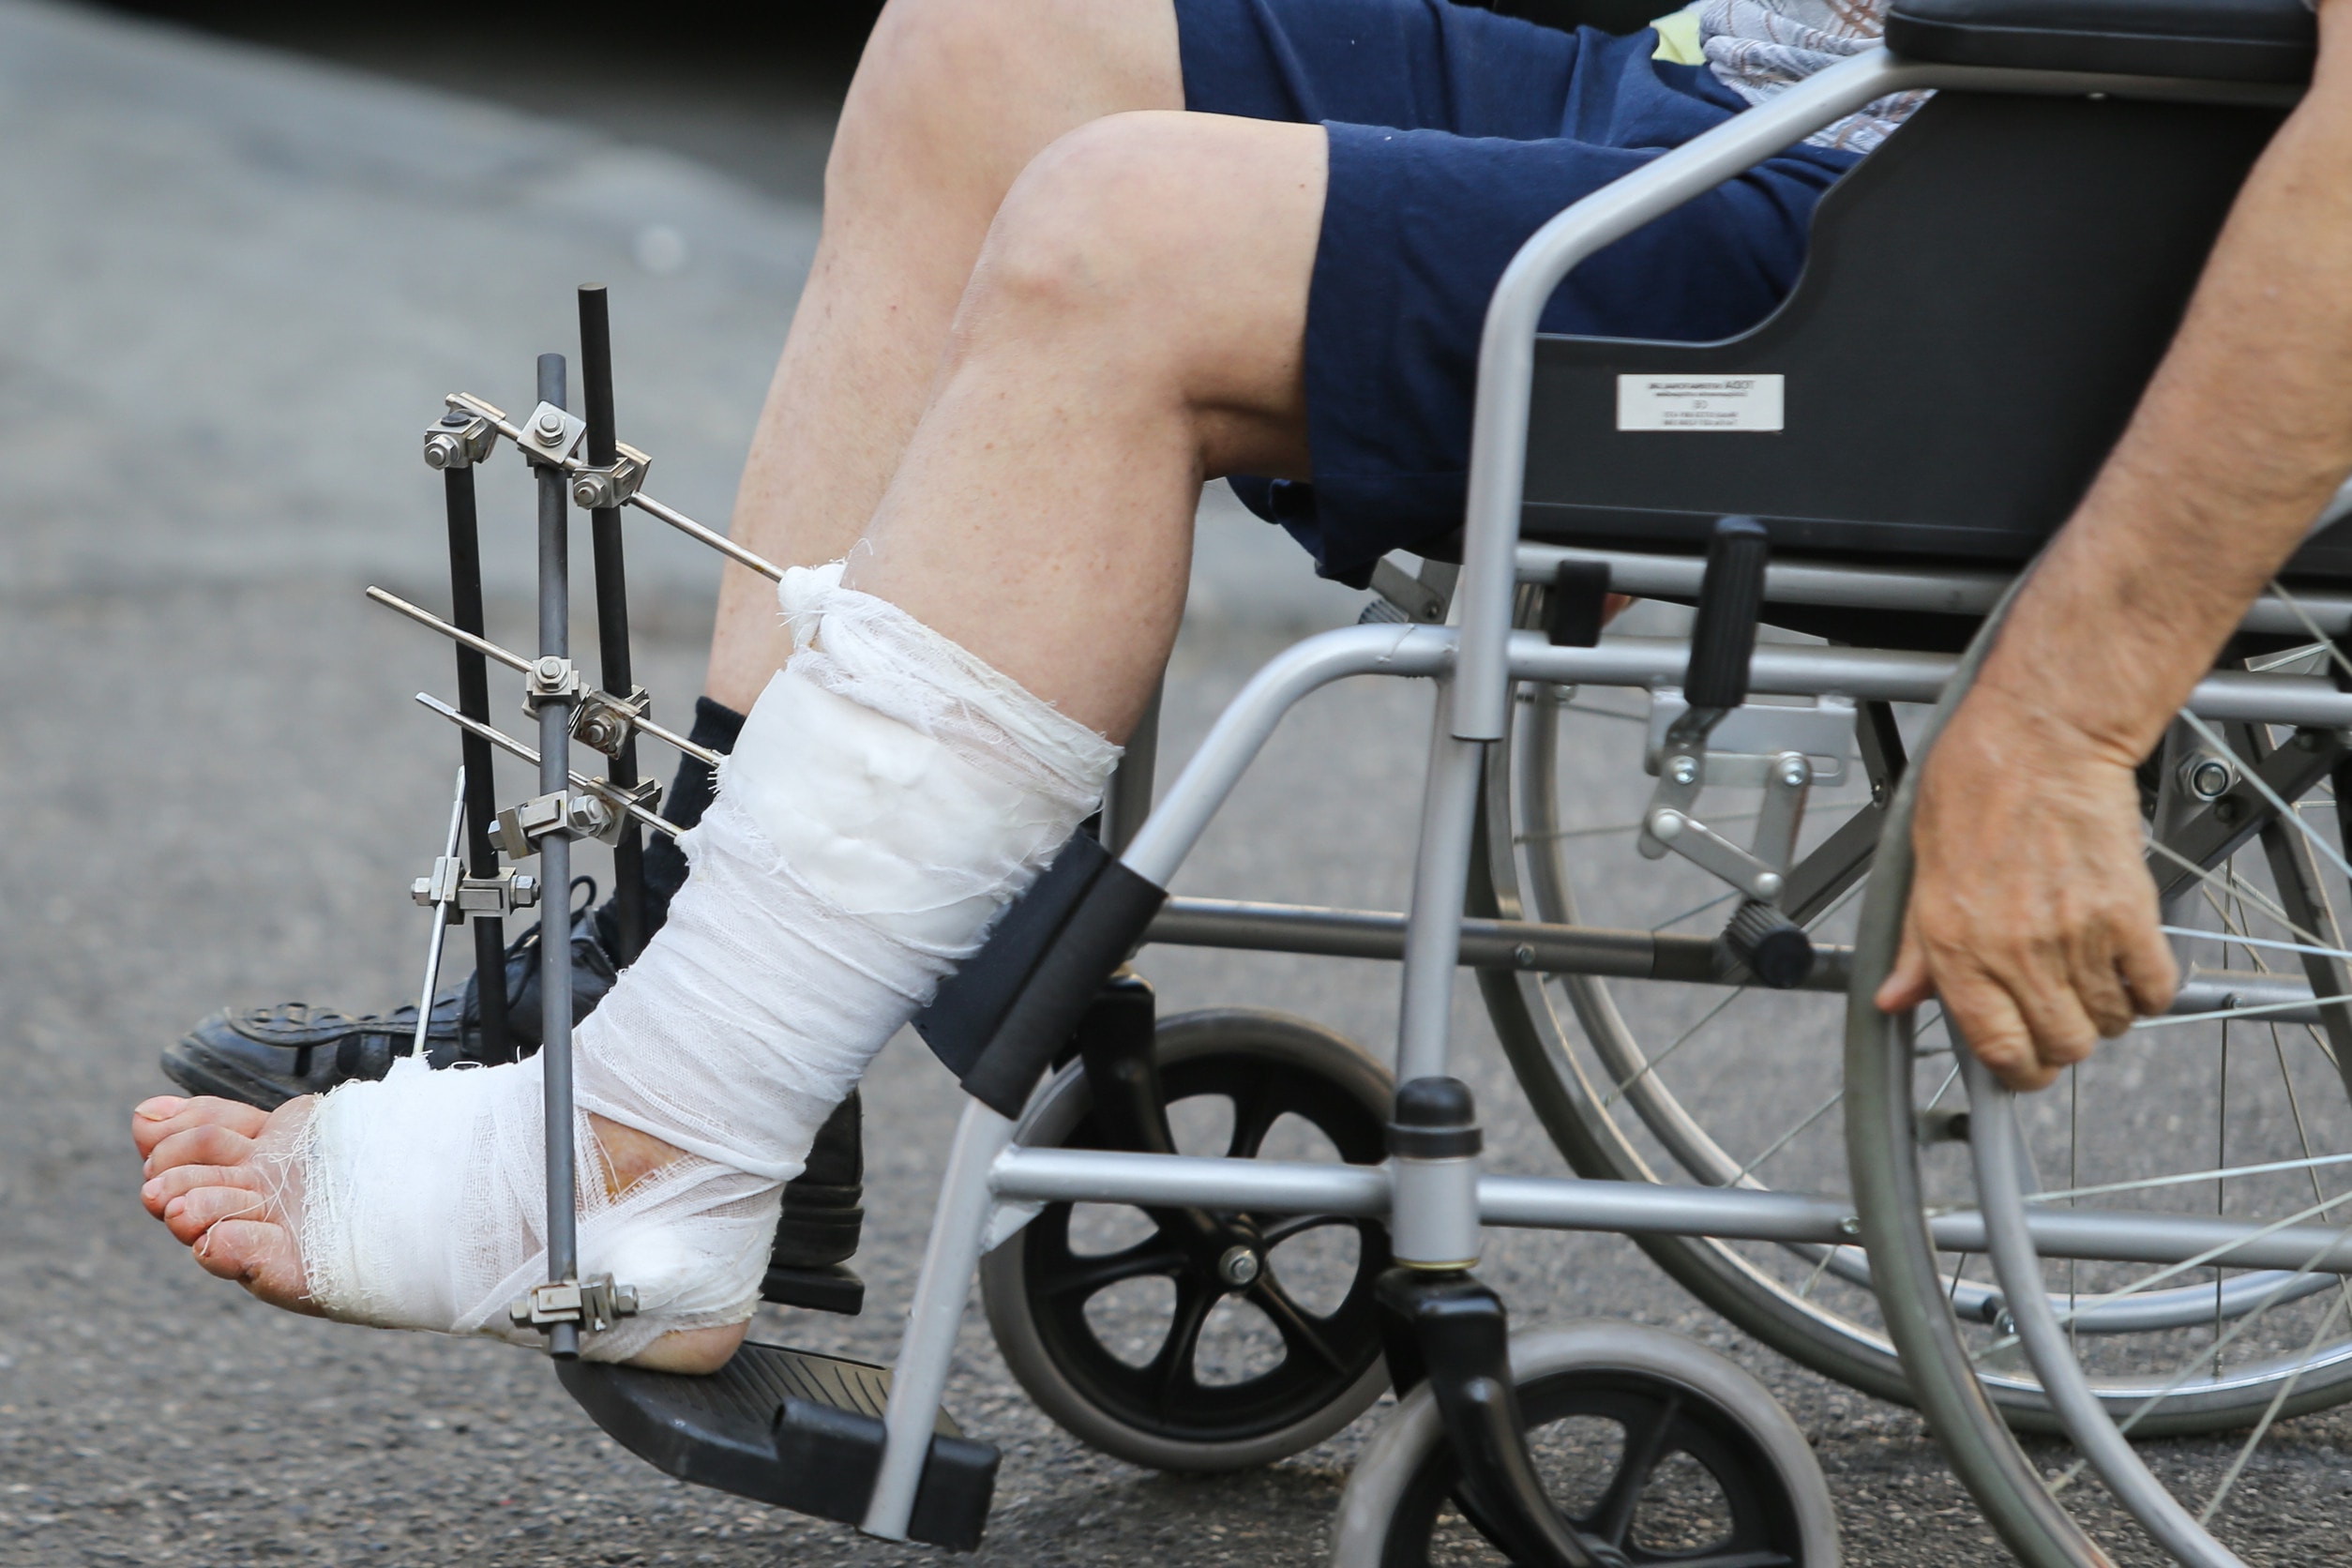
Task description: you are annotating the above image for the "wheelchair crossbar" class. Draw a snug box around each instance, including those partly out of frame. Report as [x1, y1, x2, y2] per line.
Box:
[986, 1147, 2352, 1274]
[1146, 895, 1854, 991]
[1123, 622, 2352, 897]
[1512, 634, 2352, 729]
[1515, 544, 2352, 641]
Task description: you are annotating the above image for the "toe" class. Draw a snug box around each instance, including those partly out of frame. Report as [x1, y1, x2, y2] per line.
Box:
[132, 1095, 270, 1159]
[191, 1218, 316, 1312]
[160, 1180, 276, 1245]
[142, 1122, 257, 1179]
[142, 1162, 260, 1221]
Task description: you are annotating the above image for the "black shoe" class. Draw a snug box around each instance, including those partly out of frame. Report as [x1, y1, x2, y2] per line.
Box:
[162, 998, 459, 1109]
[164, 886, 618, 1109]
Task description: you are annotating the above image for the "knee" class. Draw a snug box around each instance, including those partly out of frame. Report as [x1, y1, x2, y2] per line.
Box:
[956, 113, 1201, 346]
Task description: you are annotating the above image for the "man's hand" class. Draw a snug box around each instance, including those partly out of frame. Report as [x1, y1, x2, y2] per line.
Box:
[1875, 685, 2178, 1091]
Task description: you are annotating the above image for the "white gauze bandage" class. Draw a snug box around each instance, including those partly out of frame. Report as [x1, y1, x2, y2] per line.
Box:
[286, 563, 1118, 1360]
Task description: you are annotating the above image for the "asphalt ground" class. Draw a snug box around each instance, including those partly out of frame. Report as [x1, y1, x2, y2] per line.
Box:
[6, 4, 2352, 1564]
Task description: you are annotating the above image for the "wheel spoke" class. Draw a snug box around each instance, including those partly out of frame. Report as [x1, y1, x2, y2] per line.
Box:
[1226, 1068, 1285, 1160]
[1147, 1279, 1217, 1410]
[1259, 1212, 1361, 1248]
[2179, 711, 2352, 885]
[2200, 1289, 2349, 1522]
[1039, 1233, 1188, 1300]
[1589, 1394, 1682, 1547]
[1245, 1276, 1350, 1373]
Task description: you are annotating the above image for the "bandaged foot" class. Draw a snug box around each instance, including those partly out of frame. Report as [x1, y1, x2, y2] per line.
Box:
[134, 565, 1117, 1366]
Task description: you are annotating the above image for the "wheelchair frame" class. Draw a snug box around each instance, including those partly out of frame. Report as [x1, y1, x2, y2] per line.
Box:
[855, 46, 2336, 1547]
[372, 38, 2351, 1568]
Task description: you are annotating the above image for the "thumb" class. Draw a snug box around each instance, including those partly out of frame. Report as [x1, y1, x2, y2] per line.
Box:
[1877, 921, 1934, 1014]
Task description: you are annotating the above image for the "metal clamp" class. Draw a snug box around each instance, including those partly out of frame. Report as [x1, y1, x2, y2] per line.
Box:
[515, 400, 588, 468]
[413, 861, 545, 922]
[508, 1274, 639, 1334]
[574, 778, 659, 844]
[568, 442, 651, 510]
[409, 853, 467, 915]
[422, 411, 498, 472]
[521, 655, 581, 716]
[571, 685, 650, 758]
[494, 792, 570, 857]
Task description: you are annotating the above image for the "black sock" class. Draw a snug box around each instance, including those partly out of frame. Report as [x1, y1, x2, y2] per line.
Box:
[592, 695, 746, 956]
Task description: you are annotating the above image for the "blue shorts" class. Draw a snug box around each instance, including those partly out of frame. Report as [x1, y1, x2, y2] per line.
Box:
[1174, 0, 1862, 582]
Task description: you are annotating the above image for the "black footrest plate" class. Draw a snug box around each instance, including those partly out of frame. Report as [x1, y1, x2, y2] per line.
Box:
[557, 1343, 998, 1551]
[760, 1262, 867, 1316]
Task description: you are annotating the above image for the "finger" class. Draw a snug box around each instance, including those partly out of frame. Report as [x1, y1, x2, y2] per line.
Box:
[142, 1123, 258, 1179]
[190, 1218, 314, 1310]
[142, 1162, 263, 1221]
[163, 1183, 277, 1246]
[2008, 964, 2103, 1078]
[1942, 969, 2059, 1092]
[132, 1096, 269, 1160]
[2116, 914, 2180, 1018]
[2069, 931, 2138, 1041]
[1877, 923, 1937, 1013]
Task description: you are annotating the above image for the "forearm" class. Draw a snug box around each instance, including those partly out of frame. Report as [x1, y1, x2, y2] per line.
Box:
[1973, 22, 2352, 758]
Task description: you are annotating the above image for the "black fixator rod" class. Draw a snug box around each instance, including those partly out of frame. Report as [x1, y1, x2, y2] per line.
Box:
[536, 350, 581, 1360]
[579, 284, 647, 965]
[442, 452, 513, 1066]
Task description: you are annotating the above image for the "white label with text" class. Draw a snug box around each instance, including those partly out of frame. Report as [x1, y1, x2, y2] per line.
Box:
[1616, 374, 1784, 432]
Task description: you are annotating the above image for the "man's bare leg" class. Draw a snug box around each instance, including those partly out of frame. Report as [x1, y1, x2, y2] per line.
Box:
[702, 0, 1184, 712]
[136, 110, 1327, 1369]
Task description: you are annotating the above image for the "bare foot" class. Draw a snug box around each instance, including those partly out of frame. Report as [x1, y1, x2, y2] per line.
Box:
[132, 1093, 748, 1372]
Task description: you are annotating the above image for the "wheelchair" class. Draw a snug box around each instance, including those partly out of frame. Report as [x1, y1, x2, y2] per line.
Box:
[368, 1, 2349, 1561]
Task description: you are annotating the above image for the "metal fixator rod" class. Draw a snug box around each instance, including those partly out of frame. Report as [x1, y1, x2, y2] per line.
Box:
[408, 767, 468, 1060]
[442, 391, 785, 582]
[371, 588, 718, 766]
[579, 285, 648, 965]
[414, 696, 682, 839]
[533, 352, 581, 1361]
[439, 439, 514, 1064]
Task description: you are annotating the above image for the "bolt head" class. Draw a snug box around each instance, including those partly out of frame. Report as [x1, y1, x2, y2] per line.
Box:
[535, 656, 565, 682]
[1647, 808, 1684, 843]
[571, 476, 601, 506]
[1667, 756, 1699, 786]
[535, 409, 565, 437]
[1753, 870, 1784, 899]
[1217, 1246, 1260, 1288]
[2184, 755, 2235, 802]
[1780, 760, 1809, 787]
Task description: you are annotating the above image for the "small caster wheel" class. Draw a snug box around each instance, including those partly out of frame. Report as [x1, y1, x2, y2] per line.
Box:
[981, 1008, 1394, 1471]
[1334, 1321, 1839, 1568]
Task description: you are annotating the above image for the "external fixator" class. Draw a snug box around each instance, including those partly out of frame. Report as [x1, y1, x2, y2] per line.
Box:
[495, 780, 662, 852]
[367, 587, 717, 766]
[509, 1274, 640, 1334]
[414, 692, 676, 842]
[410, 855, 541, 924]
[435, 391, 783, 583]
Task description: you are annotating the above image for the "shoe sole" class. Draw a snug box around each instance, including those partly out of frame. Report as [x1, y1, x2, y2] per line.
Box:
[158, 1036, 298, 1111]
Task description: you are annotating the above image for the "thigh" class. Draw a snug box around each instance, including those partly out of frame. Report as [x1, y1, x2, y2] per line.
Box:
[1243, 29, 1864, 581]
[1174, 0, 1591, 138]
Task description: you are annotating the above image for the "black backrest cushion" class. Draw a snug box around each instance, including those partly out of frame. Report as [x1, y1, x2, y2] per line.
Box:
[1519, 92, 2329, 572]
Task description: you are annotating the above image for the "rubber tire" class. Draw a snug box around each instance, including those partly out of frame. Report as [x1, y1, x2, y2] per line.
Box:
[1331, 1320, 1842, 1568]
[981, 1008, 1395, 1472]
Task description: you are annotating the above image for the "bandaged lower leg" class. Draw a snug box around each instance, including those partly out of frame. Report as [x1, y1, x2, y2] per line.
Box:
[284, 563, 1117, 1361]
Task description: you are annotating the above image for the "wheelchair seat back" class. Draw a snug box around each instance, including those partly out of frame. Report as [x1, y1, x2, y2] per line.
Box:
[1519, 86, 2347, 581]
